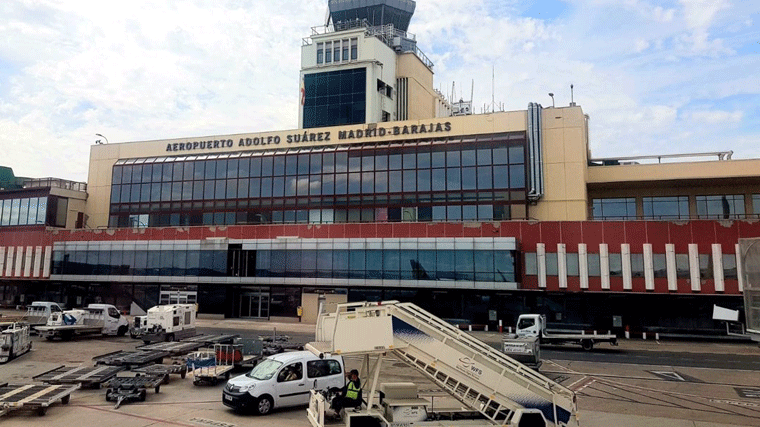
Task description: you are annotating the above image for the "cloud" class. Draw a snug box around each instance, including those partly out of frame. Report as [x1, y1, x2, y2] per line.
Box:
[0, 0, 759, 183]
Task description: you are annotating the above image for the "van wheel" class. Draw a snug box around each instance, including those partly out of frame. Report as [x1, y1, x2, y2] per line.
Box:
[581, 340, 594, 351]
[117, 326, 128, 336]
[166, 334, 175, 342]
[254, 395, 273, 415]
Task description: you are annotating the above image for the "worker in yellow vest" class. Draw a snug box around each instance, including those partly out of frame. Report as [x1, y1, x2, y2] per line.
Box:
[331, 369, 362, 412]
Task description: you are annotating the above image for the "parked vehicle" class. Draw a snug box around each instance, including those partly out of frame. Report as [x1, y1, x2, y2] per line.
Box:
[223, 350, 345, 415]
[0, 322, 32, 363]
[514, 314, 617, 351]
[34, 304, 129, 340]
[25, 301, 63, 326]
[130, 304, 197, 343]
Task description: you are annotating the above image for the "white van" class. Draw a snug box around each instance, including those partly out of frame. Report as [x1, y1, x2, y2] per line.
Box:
[222, 350, 345, 415]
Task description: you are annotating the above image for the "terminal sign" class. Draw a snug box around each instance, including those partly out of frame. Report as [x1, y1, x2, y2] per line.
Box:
[165, 121, 453, 153]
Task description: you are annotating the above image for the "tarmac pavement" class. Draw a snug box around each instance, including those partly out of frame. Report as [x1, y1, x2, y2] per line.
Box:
[0, 309, 758, 426]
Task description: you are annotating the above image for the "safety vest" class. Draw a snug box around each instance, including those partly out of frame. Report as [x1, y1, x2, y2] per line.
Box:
[345, 381, 360, 400]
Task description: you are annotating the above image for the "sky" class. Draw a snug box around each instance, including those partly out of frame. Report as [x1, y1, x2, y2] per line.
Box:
[1, 0, 758, 183]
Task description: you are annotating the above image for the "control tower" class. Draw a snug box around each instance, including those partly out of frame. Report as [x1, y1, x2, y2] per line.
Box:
[300, 0, 451, 129]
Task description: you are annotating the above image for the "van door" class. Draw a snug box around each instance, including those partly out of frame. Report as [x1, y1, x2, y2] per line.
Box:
[307, 358, 345, 392]
[275, 361, 308, 407]
[105, 307, 121, 334]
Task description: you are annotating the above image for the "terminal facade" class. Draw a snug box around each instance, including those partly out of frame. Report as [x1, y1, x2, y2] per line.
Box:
[1, 0, 759, 333]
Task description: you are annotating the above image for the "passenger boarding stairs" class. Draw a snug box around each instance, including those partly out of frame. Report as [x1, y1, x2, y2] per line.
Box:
[308, 301, 577, 427]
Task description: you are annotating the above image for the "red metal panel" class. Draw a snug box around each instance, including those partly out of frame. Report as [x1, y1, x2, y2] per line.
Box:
[376, 223, 393, 238]
[462, 223, 482, 237]
[737, 220, 760, 239]
[630, 278, 647, 293]
[668, 222, 692, 253]
[724, 279, 740, 294]
[565, 276, 581, 292]
[519, 221, 541, 250]
[443, 223, 464, 238]
[544, 276, 560, 291]
[239, 225, 258, 239]
[267, 225, 284, 239]
[480, 222, 500, 238]
[521, 275, 539, 290]
[360, 223, 376, 238]
[299, 225, 315, 239]
[713, 221, 740, 248]
[344, 224, 362, 238]
[311, 224, 330, 239]
[498, 222, 522, 240]
[392, 223, 411, 238]
[602, 222, 625, 246]
[560, 222, 583, 248]
[587, 276, 602, 292]
[690, 221, 716, 245]
[624, 221, 646, 252]
[425, 222, 446, 238]
[652, 277, 669, 293]
[408, 223, 427, 237]
[539, 222, 561, 249]
[644, 222, 670, 250]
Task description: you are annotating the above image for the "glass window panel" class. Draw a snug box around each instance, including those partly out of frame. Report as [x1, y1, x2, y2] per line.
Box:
[112, 166, 123, 185]
[261, 178, 273, 197]
[723, 254, 737, 279]
[509, 146, 524, 164]
[433, 205, 446, 221]
[173, 162, 184, 181]
[588, 253, 601, 277]
[171, 182, 182, 201]
[237, 158, 250, 178]
[643, 196, 689, 219]
[274, 177, 286, 197]
[462, 205, 477, 220]
[653, 254, 667, 278]
[348, 154, 361, 172]
[474, 251, 494, 272]
[437, 250, 455, 280]
[431, 169, 446, 191]
[455, 251, 474, 280]
[545, 253, 558, 275]
[389, 171, 402, 193]
[383, 249, 400, 279]
[403, 153, 416, 169]
[163, 163, 174, 181]
[348, 172, 361, 194]
[283, 176, 296, 197]
[461, 167, 476, 190]
[461, 149, 476, 166]
[309, 175, 322, 196]
[417, 152, 431, 169]
[699, 254, 713, 280]
[477, 204, 493, 221]
[335, 174, 348, 194]
[525, 253, 537, 275]
[696, 195, 745, 219]
[446, 168, 461, 190]
[447, 205, 461, 220]
[375, 153, 388, 171]
[193, 161, 205, 180]
[333, 250, 349, 277]
[322, 153, 335, 173]
[362, 172, 374, 193]
[350, 250, 365, 272]
[447, 151, 460, 167]
[477, 148, 492, 165]
[609, 253, 622, 277]
[250, 157, 261, 177]
[510, 164, 525, 188]
[335, 152, 348, 172]
[18, 198, 29, 225]
[310, 153, 322, 174]
[261, 156, 273, 176]
[215, 159, 227, 179]
[373, 171, 388, 193]
[592, 198, 636, 220]
[631, 254, 644, 277]
[403, 170, 416, 192]
[477, 166, 492, 190]
[227, 158, 239, 178]
[237, 178, 249, 199]
[273, 156, 286, 176]
[417, 169, 431, 192]
[388, 153, 402, 170]
[204, 160, 216, 180]
[362, 155, 374, 172]
[297, 176, 310, 196]
[135, 184, 145, 202]
[122, 165, 133, 184]
[432, 151, 446, 168]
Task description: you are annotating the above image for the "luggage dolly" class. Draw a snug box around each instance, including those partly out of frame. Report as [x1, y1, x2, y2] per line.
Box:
[105, 374, 163, 409]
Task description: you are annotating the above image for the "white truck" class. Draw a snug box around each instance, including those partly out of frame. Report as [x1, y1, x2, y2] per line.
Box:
[512, 314, 617, 351]
[130, 304, 197, 343]
[0, 322, 32, 363]
[305, 301, 578, 427]
[25, 301, 64, 327]
[34, 303, 129, 340]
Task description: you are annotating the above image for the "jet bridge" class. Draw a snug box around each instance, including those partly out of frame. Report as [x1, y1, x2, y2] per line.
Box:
[306, 301, 578, 427]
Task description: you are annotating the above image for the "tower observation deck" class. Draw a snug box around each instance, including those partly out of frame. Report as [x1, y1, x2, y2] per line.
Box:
[328, 0, 416, 32]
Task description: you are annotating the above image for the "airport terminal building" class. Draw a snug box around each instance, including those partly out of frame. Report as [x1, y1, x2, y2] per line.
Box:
[1, 0, 759, 333]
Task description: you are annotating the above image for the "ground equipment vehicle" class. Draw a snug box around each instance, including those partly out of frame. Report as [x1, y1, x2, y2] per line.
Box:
[514, 314, 617, 351]
[223, 350, 345, 415]
[24, 301, 63, 326]
[34, 304, 129, 340]
[0, 322, 32, 363]
[305, 301, 578, 427]
[130, 304, 197, 343]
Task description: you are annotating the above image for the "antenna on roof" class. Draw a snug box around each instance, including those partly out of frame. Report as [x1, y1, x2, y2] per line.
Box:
[570, 84, 576, 106]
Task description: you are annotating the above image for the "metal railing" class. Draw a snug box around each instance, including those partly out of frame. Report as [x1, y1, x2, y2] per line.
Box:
[20, 178, 87, 192]
[589, 151, 734, 166]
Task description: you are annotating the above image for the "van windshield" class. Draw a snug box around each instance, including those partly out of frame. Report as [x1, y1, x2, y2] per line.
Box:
[246, 359, 283, 380]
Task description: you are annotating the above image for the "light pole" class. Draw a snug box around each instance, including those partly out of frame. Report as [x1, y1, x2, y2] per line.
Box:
[95, 133, 109, 145]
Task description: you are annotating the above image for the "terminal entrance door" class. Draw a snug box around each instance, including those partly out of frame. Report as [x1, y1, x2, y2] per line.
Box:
[239, 289, 269, 319]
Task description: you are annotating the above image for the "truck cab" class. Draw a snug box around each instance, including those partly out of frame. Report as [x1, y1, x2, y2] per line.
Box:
[26, 302, 63, 326]
[516, 314, 545, 338]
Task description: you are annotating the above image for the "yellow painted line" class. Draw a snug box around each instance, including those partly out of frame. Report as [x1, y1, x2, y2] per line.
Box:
[78, 366, 111, 380]
[0, 385, 34, 400]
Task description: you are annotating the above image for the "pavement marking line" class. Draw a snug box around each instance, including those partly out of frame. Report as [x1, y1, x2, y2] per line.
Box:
[547, 358, 760, 374]
[78, 365, 111, 380]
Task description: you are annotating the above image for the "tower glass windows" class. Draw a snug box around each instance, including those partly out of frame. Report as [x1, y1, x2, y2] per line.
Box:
[303, 68, 366, 129]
